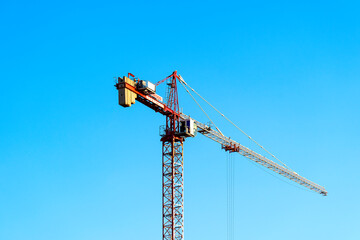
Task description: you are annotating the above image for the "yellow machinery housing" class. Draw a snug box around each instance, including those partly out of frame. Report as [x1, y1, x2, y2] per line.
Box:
[118, 76, 137, 107]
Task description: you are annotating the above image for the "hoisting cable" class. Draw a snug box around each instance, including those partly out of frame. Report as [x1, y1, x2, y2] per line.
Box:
[178, 80, 224, 136]
[226, 153, 229, 240]
[178, 75, 295, 172]
[232, 153, 235, 240]
[226, 152, 235, 240]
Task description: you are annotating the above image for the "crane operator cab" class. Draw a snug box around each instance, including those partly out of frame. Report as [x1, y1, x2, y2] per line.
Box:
[178, 118, 197, 137]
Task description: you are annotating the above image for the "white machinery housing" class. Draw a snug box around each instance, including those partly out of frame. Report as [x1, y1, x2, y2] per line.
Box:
[138, 80, 156, 94]
[179, 118, 197, 137]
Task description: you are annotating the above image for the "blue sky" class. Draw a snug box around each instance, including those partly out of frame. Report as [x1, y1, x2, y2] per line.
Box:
[1, 1, 360, 239]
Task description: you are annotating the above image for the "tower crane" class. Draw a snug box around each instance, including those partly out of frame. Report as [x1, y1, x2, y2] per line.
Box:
[115, 71, 327, 240]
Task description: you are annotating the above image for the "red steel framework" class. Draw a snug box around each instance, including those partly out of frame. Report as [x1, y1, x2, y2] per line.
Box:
[161, 71, 184, 240]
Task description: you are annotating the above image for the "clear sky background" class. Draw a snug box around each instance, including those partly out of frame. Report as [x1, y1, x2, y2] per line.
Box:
[1, 1, 359, 240]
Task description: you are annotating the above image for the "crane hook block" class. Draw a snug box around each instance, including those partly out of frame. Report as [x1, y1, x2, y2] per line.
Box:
[116, 76, 137, 107]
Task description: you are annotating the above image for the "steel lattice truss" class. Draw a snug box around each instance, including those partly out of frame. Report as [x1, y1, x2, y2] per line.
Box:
[162, 137, 184, 240]
[180, 113, 327, 196]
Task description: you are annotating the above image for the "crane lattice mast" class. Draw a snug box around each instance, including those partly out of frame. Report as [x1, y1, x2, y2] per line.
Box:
[161, 71, 184, 240]
[115, 71, 327, 240]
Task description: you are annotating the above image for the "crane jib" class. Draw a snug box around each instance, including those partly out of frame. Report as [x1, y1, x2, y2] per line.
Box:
[180, 113, 327, 196]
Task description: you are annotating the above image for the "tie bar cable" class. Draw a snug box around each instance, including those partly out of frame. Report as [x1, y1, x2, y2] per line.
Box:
[178, 75, 295, 172]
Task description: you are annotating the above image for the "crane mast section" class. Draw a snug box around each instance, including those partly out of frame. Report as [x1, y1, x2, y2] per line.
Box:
[180, 113, 327, 196]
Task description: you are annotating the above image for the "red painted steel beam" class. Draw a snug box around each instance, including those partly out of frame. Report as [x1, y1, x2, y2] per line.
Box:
[115, 81, 180, 118]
